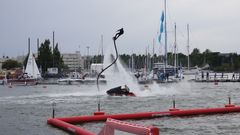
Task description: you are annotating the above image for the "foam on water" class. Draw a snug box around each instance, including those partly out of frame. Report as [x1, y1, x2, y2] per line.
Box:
[137, 82, 179, 97]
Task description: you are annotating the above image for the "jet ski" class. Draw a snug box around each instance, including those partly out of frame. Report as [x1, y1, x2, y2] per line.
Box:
[106, 85, 136, 97]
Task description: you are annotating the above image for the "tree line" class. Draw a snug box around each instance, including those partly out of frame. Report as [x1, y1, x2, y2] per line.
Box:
[2, 39, 64, 75]
[90, 48, 240, 72]
[2, 47, 240, 72]
[36, 39, 64, 75]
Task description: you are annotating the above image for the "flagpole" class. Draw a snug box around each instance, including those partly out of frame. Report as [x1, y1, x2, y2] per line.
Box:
[164, 0, 167, 73]
[174, 23, 177, 76]
[187, 24, 190, 70]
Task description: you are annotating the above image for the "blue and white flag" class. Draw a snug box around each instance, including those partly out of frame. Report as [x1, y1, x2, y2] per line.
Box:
[158, 11, 164, 43]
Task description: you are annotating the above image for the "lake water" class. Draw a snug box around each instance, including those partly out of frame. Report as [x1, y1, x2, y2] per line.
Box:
[0, 78, 240, 135]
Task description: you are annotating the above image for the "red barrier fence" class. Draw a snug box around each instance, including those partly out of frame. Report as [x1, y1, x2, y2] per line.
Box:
[48, 105, 239, 135]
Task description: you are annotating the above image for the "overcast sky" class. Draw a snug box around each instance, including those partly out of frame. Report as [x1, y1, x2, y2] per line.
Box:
[1, 0, 240, 57]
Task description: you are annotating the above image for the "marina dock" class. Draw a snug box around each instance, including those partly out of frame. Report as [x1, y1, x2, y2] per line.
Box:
[194, 73, 240, 82]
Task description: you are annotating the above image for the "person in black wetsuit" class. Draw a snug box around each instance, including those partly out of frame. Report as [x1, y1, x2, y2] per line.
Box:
[201, 71, 204, 80]
[206, 72, 209, 80]
[166, 72, 169, 81]
[113, 28, 124, 40]
[232, 72, 235, 80]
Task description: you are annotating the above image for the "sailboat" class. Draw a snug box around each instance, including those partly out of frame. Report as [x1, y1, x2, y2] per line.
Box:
[138, 47, 153, 84]
[152, 0, 183, 83]
[172, 23, 183, 80]
[182, 24, 200, 75]
[6, 50, 41, 86]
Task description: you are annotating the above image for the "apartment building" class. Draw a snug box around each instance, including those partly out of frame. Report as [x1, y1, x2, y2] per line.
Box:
[62, 51, 84, 71]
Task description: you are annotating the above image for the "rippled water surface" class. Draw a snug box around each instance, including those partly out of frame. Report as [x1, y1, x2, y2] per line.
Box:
[1, 79, 240, 135]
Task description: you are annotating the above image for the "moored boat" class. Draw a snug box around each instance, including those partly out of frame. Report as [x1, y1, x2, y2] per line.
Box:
[58, 72, 107, 85]
[6, 50, 41, 86]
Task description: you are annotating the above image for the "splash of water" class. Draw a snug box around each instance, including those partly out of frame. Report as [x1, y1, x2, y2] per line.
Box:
[103, 44, 140, 94]
[102, 41, 187, 97]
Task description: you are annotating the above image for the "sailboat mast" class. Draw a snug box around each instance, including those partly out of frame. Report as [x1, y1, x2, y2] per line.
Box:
[145, 47, 148, 74]
[28, 38, 30, 54]
[37, 38, 39, 56]
[101, 35, 103, 62]
[53, 31, 55, 67]
[187, 24, 190, 70]
[131, 51, 134, 72]
[164, 0, 168, 71]
[152, 38, 155, 67]
[101, 35, 104, 69]
[174, 23, 177, 72]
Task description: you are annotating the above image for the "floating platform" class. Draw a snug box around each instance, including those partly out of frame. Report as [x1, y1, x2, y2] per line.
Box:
[48, 104, 240, 135]
[194, 79, 240, 83]
[194, 73, 240, 83]
[58, 79, 107, 85]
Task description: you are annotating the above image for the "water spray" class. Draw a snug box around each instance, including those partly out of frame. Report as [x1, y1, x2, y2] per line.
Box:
[96, 28, 124, 113]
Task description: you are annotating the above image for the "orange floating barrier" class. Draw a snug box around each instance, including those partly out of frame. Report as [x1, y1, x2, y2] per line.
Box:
[48, 118, 95, 135]
[48, 105, 240, 135]
[56, 106, 240, 124]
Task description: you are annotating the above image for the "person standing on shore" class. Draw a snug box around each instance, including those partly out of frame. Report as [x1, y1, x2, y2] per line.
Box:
[206, 72, 209, 80]
[232, 72, 235, 80]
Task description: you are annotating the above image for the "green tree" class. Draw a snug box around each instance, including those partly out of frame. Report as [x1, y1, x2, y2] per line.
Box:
[120, 54, 131, 66]
[202, 49, 211, 65]
[208, 52, 221, 69]
[2, 59, 22, 70]
[38, 39, 52, 74]
[92, 55, 103, 64]
[87, 47, 240, 72]
[178, 53, 187, 67]
[191, 48, 200, 55]
[53, 43, 64, 73]
[190, 48, 203, 67]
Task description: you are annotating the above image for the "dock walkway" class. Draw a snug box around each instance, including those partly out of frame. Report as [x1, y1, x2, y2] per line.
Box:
[195, 72, 240, 82]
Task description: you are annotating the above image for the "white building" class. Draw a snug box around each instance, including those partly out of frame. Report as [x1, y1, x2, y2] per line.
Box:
[90, 63, 103, 73]
[62, 51, 84, 71]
